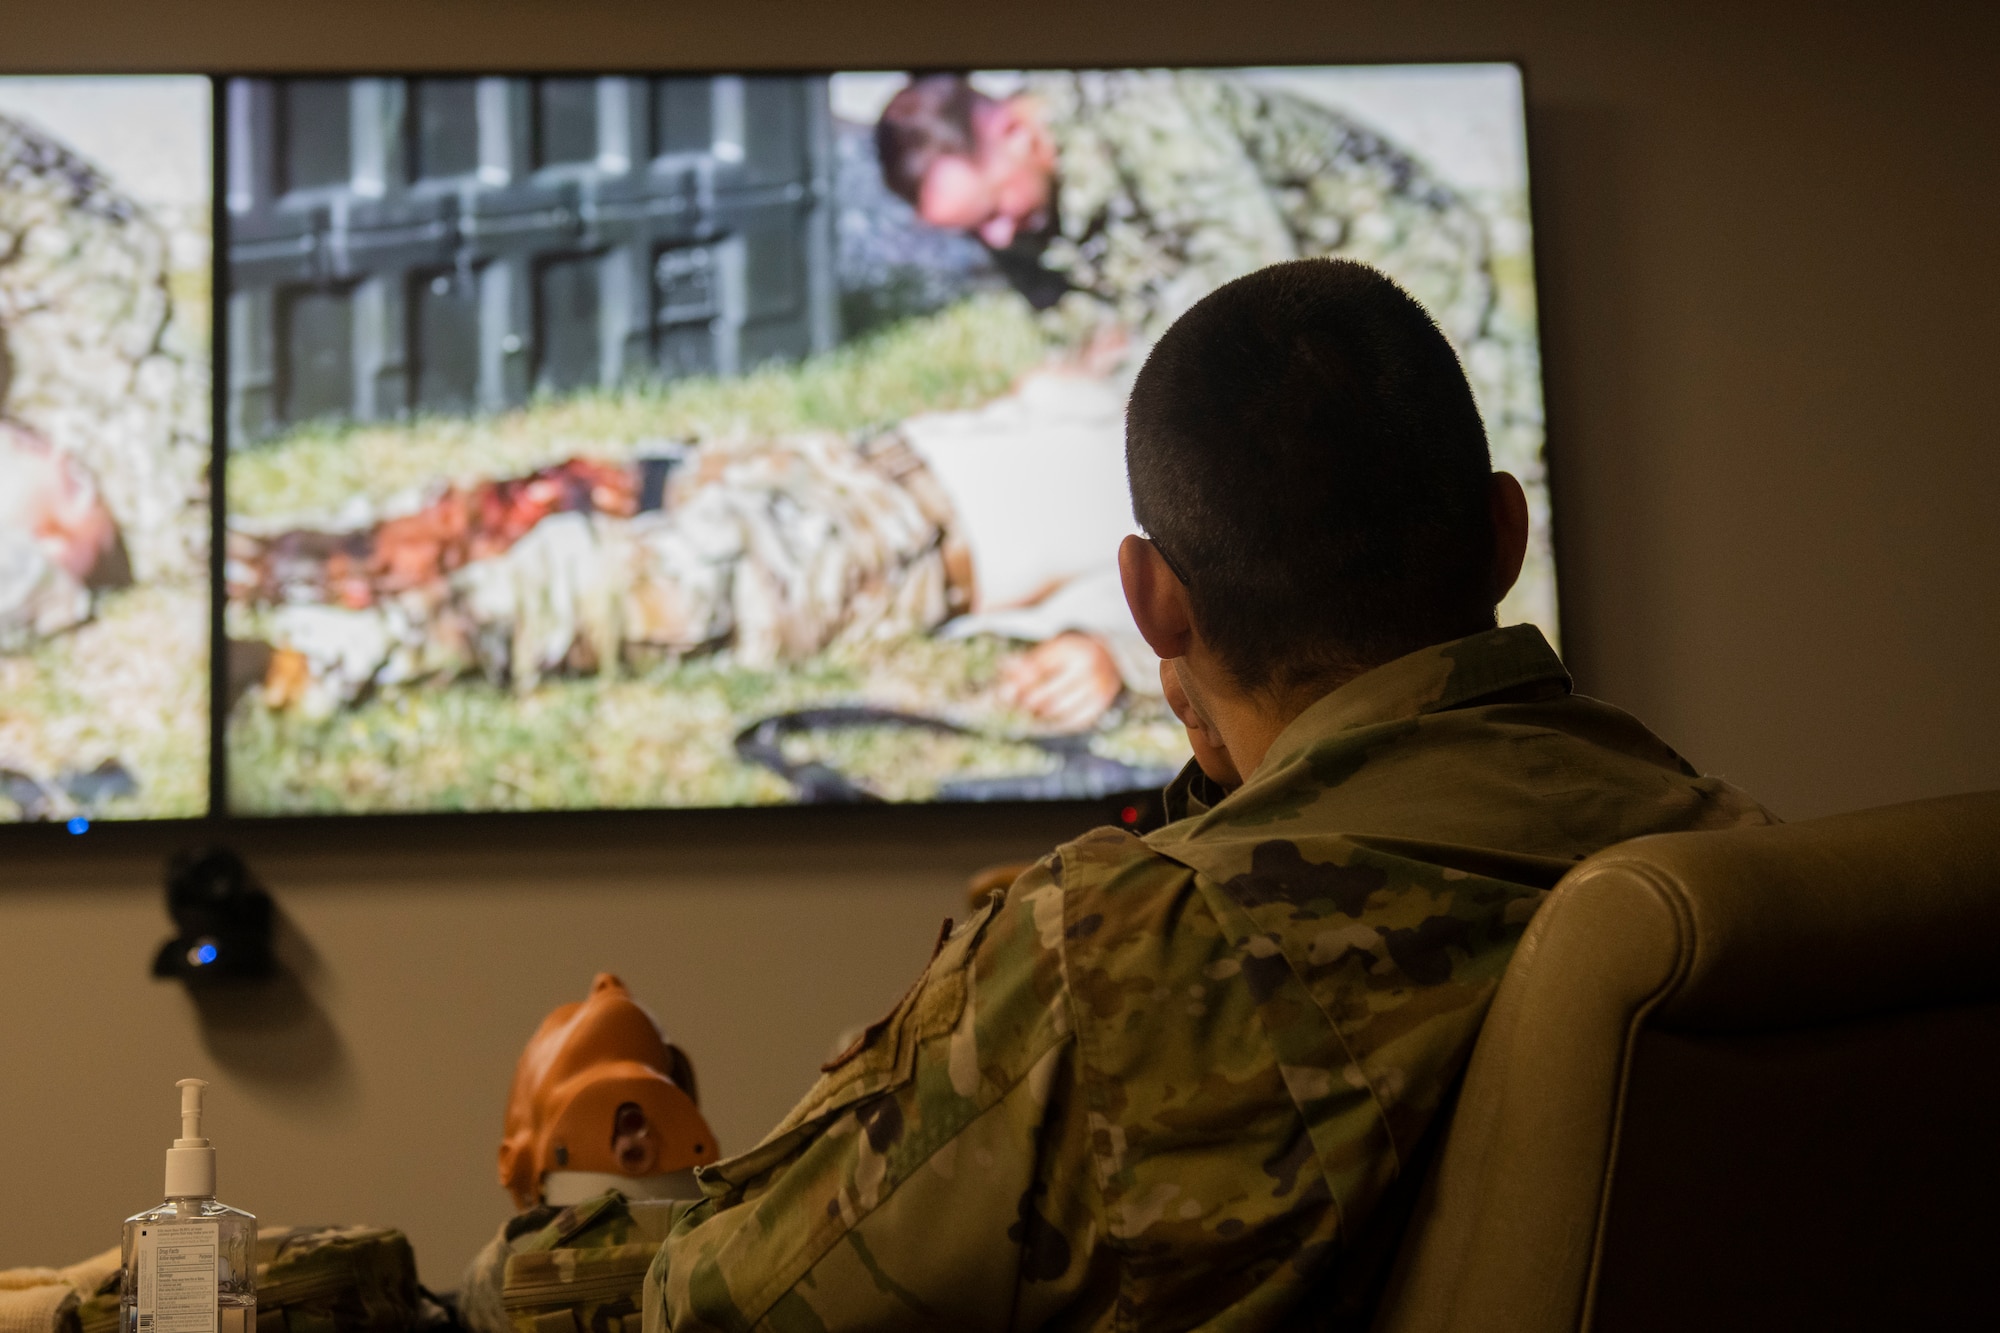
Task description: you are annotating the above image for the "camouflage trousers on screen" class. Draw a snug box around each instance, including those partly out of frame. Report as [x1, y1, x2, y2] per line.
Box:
[236, 431, 966, 717]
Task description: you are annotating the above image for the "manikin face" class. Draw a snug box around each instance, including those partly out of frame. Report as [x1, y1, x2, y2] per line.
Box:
[913, 96, 1056, 249]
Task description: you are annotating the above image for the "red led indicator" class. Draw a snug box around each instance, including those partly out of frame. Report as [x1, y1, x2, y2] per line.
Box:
[1120, 805, 1140, 825]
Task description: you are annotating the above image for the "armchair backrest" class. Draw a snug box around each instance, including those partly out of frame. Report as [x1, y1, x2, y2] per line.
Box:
[1372, 792, 2000, 1332]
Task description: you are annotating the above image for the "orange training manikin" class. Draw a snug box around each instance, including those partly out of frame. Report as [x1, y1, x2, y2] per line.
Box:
[498, 973, 719, 1209]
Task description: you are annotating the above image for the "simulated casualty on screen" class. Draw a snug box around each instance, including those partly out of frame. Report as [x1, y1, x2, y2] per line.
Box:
[221, 66, 1553, 814]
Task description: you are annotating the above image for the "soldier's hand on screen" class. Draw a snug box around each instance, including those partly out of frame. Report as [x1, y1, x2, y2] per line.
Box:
[999, 632, 1124, 732]
[1161, 660, 1242, 789]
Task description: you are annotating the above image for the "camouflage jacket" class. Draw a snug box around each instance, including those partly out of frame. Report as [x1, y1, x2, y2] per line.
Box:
[1016, 71, 1494, 354]
[642, 624, 1774, 1331]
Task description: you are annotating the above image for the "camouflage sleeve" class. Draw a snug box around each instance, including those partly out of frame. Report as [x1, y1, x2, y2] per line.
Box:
[642, 861, 1100, 1332]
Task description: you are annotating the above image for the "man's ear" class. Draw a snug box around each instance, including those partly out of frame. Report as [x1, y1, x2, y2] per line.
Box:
[1120, 534, 1195, 659]
[1490, 471, 1530, 602]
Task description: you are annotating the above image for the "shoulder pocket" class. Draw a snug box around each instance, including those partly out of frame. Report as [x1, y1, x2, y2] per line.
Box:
[696, 900, 1000, 1198]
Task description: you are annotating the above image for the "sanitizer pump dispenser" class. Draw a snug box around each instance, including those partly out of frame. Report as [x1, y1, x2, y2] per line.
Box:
[121, 1080, 257, 1333]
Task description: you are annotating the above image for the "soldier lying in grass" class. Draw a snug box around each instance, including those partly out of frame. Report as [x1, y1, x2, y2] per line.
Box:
[636, 259, 1775, 1331]
[231, 401, 1153, 734]
[230, 434, 960, 720]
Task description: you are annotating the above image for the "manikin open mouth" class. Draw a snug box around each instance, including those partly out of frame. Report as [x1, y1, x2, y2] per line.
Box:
[612, 1101, 659, 1175]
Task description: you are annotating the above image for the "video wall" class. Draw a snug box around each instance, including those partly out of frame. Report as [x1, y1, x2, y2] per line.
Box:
[1, 65, 1554, 821]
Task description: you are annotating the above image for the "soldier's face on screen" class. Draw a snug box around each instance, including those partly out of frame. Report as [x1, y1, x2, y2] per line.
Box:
[914, 96, 1055, 249]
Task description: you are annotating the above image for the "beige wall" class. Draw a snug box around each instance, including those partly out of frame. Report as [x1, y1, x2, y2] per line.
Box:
[2, 0, 1996, 1288]
[0, 811, 1085, 1280]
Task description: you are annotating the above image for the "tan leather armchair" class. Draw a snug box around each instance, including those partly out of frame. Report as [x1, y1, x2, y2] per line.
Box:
[1373, 791, 2000, 1333]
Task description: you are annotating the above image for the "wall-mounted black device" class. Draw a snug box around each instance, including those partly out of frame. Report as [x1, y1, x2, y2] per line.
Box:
[152, 848, 275, 982]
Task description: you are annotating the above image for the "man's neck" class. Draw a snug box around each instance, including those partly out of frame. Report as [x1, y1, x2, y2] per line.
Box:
[1212, 695, 1293, 787]
[1177, 651, 1355, 787]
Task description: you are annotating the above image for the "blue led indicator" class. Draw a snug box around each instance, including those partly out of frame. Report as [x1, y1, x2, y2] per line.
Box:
[66, 817, 89, 835]
[194, 943, 219, 966]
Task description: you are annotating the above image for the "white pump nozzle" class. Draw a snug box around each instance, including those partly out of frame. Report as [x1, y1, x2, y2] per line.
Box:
[165, 1078, 217, 1198]
[175, 1078, 209, 1146]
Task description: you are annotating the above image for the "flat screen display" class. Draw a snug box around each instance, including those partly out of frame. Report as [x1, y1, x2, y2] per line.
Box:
[221, 65, 1555, 814]
[0, 76, 212, 823]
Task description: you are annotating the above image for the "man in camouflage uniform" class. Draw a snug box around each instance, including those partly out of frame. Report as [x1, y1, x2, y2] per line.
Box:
[638, 262, 1772, 1331]
[876, 70, 1493, 359]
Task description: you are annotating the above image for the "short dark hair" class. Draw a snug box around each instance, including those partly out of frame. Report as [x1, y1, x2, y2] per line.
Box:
[1127, 259, 1498, 696]
[875, 74, 994, 205]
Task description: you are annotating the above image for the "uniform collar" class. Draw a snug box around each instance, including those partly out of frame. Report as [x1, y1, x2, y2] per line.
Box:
[1266, 623, 1569, 761]
[1154, 624, 1569, 828]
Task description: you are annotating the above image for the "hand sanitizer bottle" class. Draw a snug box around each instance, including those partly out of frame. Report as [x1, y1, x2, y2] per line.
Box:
[121, 1080, 257, 1333]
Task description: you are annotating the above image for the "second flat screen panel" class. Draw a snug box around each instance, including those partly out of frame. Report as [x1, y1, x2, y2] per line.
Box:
[222, 68, 1553, 814]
